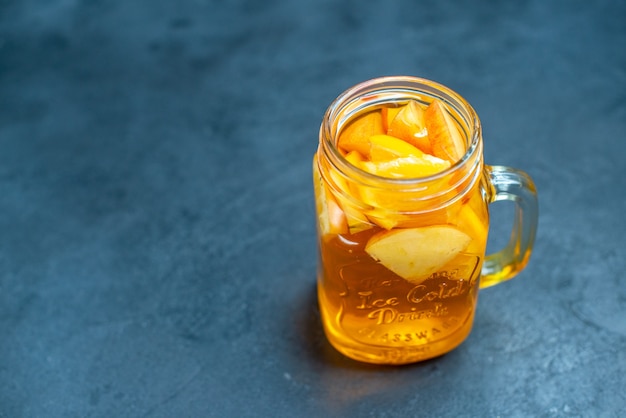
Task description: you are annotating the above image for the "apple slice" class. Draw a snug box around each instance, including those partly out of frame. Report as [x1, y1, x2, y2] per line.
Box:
[424, 99, 466, 163]
[365, 226, 472, 284]
[324, 193, 348, 235]
[328, 151, 372, 234]
[368, 134, 425, 161]
[313, 160, 348, 236]
[388, 100, 432, 154]
[337, 110, 385, 156]
[381, 106, 402, 132]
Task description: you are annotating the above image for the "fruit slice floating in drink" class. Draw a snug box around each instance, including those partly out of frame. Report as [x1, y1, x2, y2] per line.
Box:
[367, 134, 425, 161]
[337, 110, 385, 156]
[313, 161, 347, 236]
[361, 154, 451, 179]
[365, 226, 472, 284]
[387, 100, 432, 154]
[424, 99, 466, 162]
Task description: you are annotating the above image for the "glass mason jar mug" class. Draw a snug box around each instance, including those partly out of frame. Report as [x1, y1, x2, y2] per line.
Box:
[313, 76, 538, 365]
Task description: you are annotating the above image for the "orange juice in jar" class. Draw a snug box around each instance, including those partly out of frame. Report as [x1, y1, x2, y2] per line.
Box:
[314, 76, 538, 365]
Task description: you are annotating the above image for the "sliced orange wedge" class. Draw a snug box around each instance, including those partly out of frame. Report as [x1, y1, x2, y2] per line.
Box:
[456, 202, 488, 247]
[337, 110, 384, 155]
[360, 154, 451, 179]
[344, 150, 365, 166]
[368, 134, 425, 161]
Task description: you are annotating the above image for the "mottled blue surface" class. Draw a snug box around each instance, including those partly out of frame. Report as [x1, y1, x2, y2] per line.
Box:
[1, 0, 625, 416]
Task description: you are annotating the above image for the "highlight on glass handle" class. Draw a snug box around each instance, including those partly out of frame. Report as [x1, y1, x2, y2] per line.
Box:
[480, 165, 539, 288]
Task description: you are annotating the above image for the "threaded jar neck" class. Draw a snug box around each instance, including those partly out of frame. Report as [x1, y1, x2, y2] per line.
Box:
[318, 76, 483, 214]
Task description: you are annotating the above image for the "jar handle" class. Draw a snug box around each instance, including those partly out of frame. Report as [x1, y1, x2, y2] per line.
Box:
[480, 165, 538, 288]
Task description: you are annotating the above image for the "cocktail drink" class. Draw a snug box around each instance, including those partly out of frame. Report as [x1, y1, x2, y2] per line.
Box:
[314, 77, 537, 365]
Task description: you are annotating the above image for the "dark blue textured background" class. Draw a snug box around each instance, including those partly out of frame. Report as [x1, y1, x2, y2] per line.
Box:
[1, 0, 625, 416]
